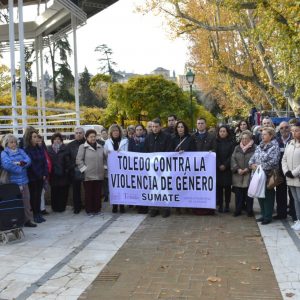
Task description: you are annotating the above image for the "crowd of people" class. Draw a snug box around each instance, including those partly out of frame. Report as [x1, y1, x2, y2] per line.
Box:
[0, 114, 299, 230]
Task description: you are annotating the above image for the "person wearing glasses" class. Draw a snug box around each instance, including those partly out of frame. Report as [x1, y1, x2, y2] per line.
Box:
[66, 127, 85, 214]
[274, 122, 295, 220]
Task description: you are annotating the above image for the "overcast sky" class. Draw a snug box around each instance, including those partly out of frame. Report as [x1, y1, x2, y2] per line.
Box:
[2, 0, 190, 77]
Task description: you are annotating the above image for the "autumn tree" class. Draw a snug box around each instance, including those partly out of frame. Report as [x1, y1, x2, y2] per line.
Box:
[140, 0, 300, 117]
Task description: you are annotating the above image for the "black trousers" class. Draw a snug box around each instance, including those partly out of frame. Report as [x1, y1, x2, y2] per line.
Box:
[235, 187, 253, 214]
[72, 179, 82, 211]
[275, 181, 288, 218]
[28, 179, 44, 215]
[288, 187, 296, 220]
[217, 185, 231, 209]
[51, 185, 69, 212]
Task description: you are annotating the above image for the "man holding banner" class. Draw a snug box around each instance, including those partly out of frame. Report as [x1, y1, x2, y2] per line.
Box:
[144, 118, 173, 217]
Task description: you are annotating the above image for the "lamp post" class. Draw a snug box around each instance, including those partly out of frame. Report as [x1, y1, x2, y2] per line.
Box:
[186, 69, 195, 132]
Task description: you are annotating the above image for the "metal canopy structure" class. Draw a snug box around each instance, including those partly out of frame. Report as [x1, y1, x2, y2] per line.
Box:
[0, 0, 118, 136]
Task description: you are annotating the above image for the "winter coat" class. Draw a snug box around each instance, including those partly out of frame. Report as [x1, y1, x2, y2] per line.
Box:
[1, 147, 31, 186]
[276, 132, 293, 175]
[47, 144, 70, 186]
[128, 136, 146, 153]
[192, 131, 216, 152]
[248, 139, 280, 174]
[76, 142, 105, 181]
[171, 134, 196, 151]
[282, 139, 300, 187]
[104, 138, 129, 156]
[25, 145, 48, 181]
[216, 137, 235, 186]
[144, 131, 172, 153]
[66, 139, 85, 176]
[231, 143, 256, 188]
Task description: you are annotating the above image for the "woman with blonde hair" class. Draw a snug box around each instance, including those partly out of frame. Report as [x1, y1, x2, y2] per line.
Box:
[104, 124, 128, 213]
[249, 127, 280, 225]
[1, 134, 36, 227]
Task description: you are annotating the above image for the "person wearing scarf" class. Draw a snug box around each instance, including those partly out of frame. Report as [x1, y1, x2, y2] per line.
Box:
[104, 124, 128, 213]
[231, 130, 256, 217]
[47, 133, 70, 212]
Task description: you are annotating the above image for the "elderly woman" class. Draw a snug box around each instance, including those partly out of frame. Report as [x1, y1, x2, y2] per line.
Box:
[47, 133, 70, 212]
[282, 122, 300, 230]
[1, 134, 36, 227]
[249, 127, 280, 225]
[231, 130, 256, 217]
[76, 129, 105, 216]
[104, 124, 128, 213]
[24, 127, 48, 223]
[216, 125, 235, 213]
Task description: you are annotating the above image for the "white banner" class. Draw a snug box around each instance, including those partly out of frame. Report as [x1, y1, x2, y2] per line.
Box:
[108, 151, 216, 208]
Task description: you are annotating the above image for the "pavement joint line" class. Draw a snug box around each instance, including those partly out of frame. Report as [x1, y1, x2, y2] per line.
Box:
[281, 219, 300, 252]
[15, 214, 120, 300]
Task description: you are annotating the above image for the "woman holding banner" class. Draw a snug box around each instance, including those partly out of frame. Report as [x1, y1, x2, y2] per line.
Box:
[104, 124, 128, 213]
[171, 121, 196, 152]
[128, 124, 147, 214]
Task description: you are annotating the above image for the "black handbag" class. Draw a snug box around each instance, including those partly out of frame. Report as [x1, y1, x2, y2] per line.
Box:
[74, 147, 86, 181]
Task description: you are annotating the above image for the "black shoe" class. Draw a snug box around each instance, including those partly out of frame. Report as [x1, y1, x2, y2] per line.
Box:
[74, 209, 81, 214]
[41, 210, 49, 215]
[256, 217, 264, 222]
[247, 211, 254, 217]
[261, 220, 271, 225]
[24, 221, 37, 227]
[162, 210, 171, 218]
[120, 206, 125, 214]
[218, 207, 223, 213]
[233, 212, 241, 217]
[224, 207, 230, 213]
[273, 215, 286, 220]
[138, 207, 148, 214]
[112, 206, 118, 213]
[150, 209, 159, 217]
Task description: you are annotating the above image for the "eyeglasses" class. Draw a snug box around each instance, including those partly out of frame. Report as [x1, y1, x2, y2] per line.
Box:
[279, 126, 289, 130]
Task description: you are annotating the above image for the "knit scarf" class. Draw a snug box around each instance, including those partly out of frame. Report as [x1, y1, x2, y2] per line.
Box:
[112, 137, 121, 151]
[240, 139, 254, 153]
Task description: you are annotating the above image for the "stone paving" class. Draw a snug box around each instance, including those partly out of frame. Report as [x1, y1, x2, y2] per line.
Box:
[80, 210, 282, 300]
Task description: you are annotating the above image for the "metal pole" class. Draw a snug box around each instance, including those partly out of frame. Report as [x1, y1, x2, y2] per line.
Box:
[18, 0, 27, 131]
[35, 37, 42, 129]
[9, 0, 18, 135]
[190, 84, 193, 132]
[39, 35, 46, 135]
[72, 15, 80, 126]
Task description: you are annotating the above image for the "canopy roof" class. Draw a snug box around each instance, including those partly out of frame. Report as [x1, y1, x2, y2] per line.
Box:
[0, 0, 118, 19]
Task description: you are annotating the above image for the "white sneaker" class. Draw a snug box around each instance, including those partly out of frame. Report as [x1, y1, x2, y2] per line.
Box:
[291, 220, 300, 229]
[293, 221, 300, 231]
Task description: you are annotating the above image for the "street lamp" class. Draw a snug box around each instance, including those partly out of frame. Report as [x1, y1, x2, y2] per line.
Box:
[186, 69, 195, 132]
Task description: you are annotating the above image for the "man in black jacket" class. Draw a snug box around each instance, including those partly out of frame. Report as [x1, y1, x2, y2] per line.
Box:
[66, 127, 85, 214]
[192, 118, 216, 215]
[162, 114, 177, 136]
[144, 118, 172, 217]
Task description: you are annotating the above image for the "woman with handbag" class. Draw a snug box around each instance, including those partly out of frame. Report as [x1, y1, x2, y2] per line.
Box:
[1, 134, 36, 227]
[76, 129, 105, 215]
[47, 133, 70, 212]
[249, 127, 280, 225]
[282, 122, 300, 230]
[231, 130, 256, 217]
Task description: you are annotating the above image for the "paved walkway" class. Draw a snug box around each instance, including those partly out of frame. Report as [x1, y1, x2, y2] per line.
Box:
[80, 210, 282, 300]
